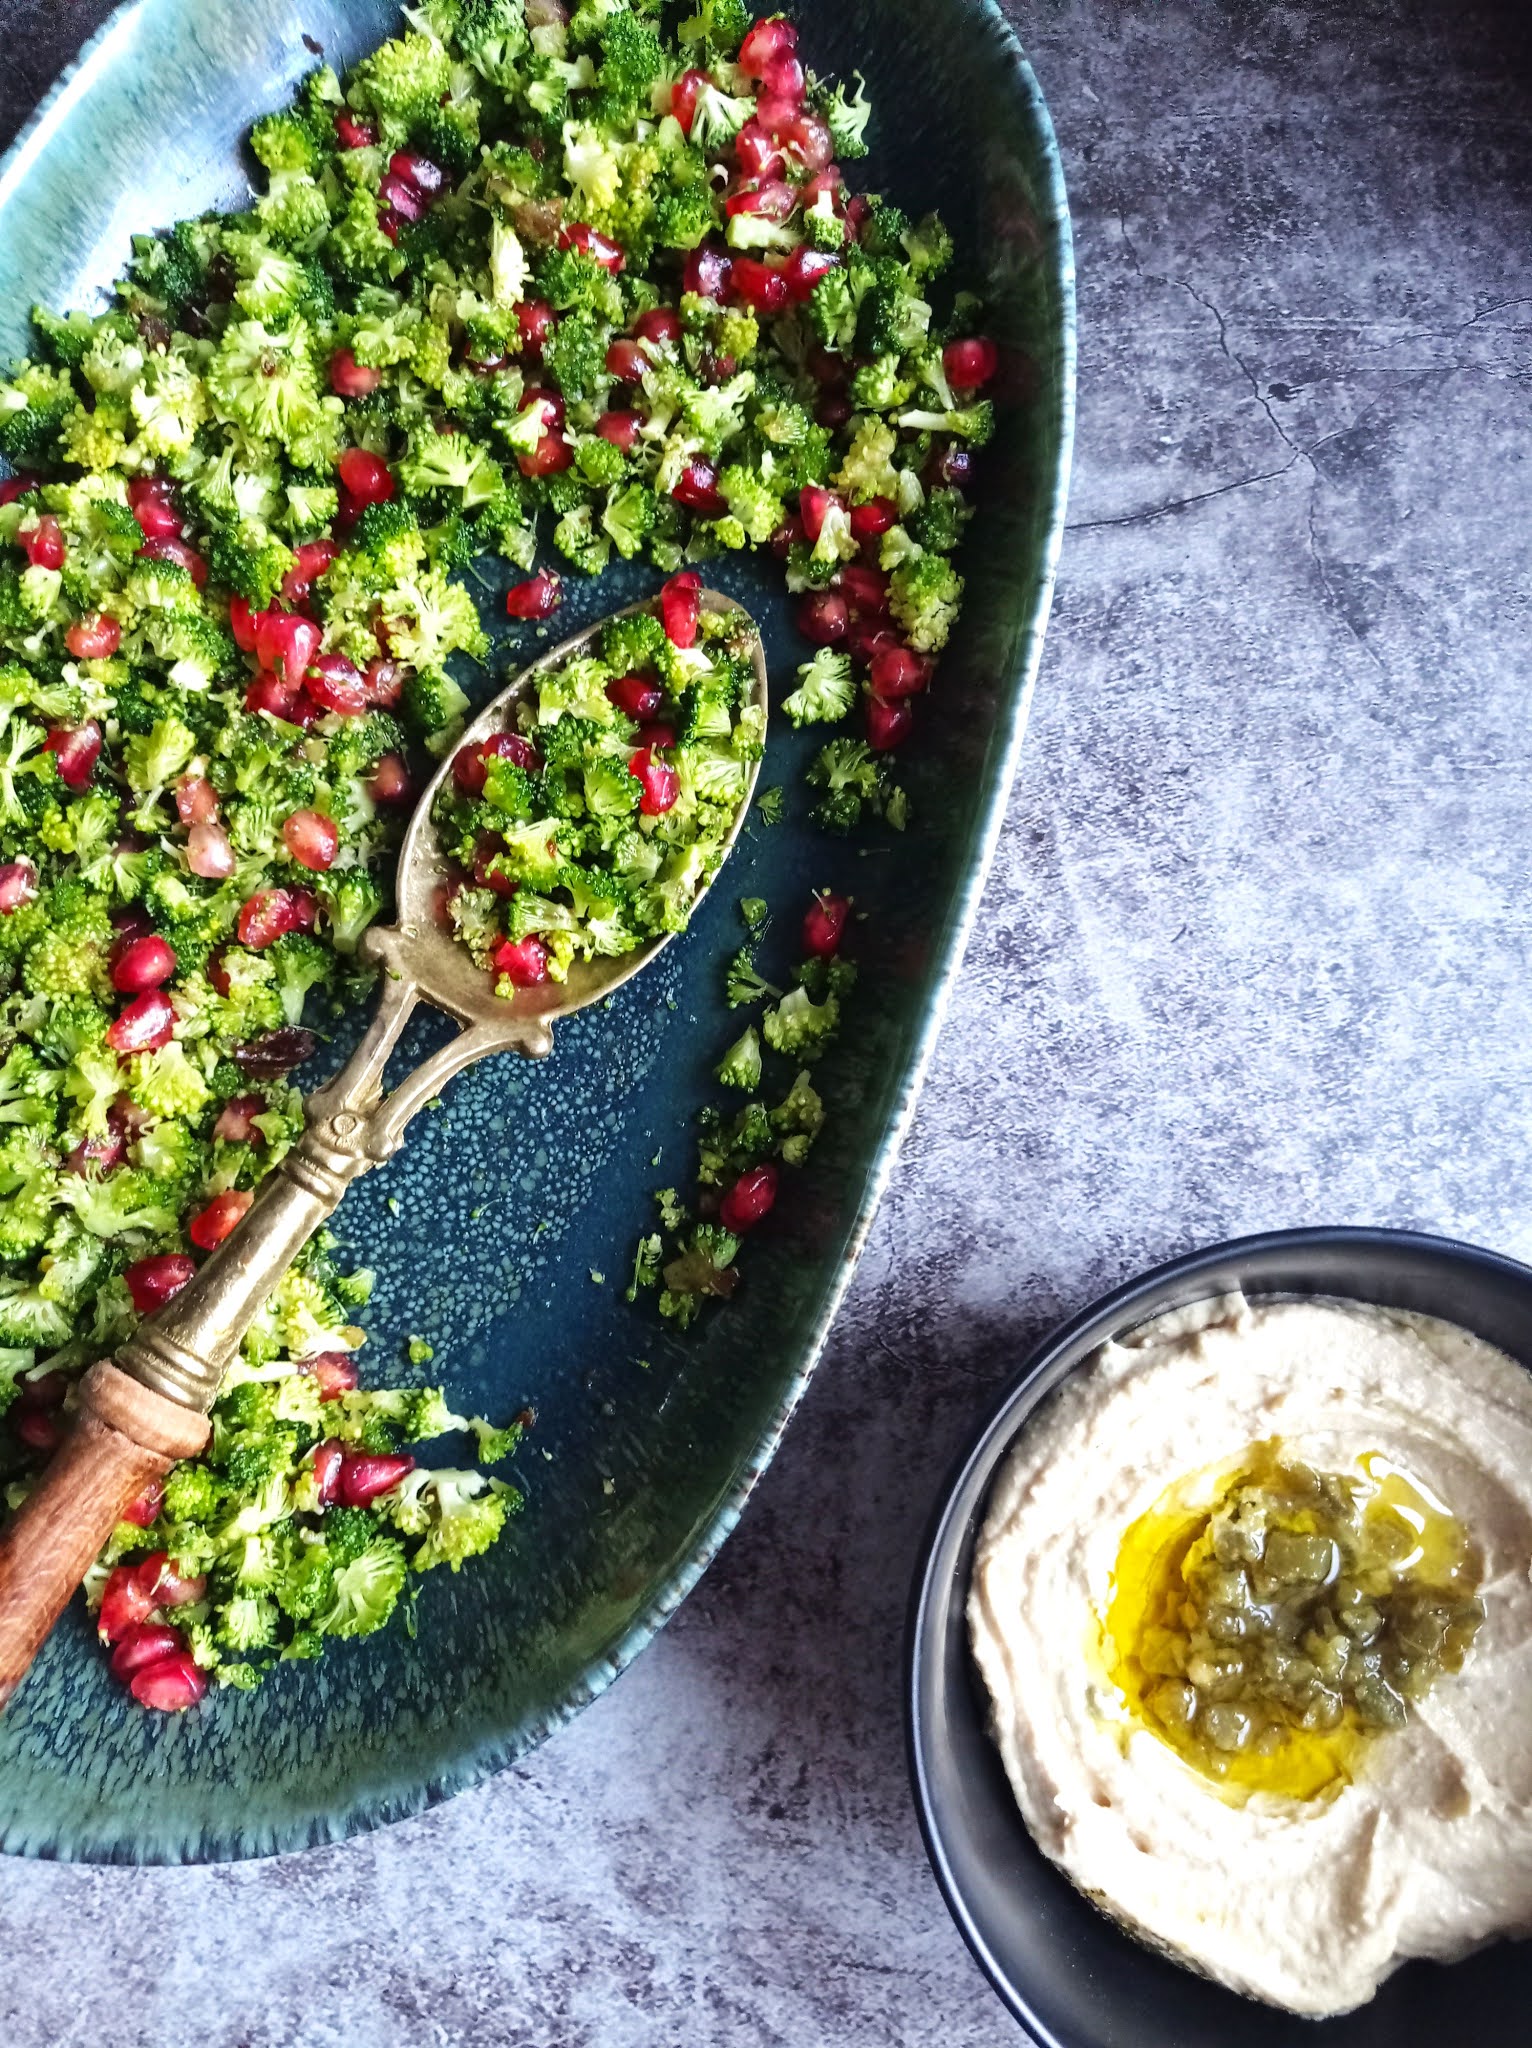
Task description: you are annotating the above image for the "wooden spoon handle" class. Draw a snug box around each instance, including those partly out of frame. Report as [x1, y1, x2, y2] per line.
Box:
[0, 1364, 210, 1708]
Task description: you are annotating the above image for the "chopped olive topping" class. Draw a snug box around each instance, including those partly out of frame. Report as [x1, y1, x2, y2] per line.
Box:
[1104, 1443, 1485, 1795]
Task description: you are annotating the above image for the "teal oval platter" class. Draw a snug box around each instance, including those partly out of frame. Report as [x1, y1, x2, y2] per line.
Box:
[0, 0, 1074, 1861]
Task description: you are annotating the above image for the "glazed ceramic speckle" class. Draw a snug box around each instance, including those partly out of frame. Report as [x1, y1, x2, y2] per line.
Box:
[0, 0, 1074, 1861]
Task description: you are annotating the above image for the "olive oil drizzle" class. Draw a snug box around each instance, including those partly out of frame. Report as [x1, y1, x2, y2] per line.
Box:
[1100, 1441, 1485, 1801]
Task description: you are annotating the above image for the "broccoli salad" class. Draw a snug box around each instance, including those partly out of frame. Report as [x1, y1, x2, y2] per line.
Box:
[0, 0, 999, 1709]
[435, 578, 762, 990]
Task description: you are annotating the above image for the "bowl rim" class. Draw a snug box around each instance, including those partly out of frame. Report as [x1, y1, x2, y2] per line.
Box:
[904, 1224, 1532, 2045]
[0, 0, 1079, 1861]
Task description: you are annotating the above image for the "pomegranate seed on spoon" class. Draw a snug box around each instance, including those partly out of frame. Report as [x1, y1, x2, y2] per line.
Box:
[660, 569, 703, 648]
[493, 935, 550, 987]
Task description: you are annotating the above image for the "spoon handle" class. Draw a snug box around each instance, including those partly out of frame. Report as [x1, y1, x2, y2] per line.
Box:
[0, 964, 443, 1704]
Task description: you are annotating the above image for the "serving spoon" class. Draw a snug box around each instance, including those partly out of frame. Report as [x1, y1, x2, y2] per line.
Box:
[0, 589, 766, 1707]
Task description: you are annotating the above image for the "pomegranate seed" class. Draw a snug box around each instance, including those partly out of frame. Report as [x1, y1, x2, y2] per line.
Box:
[845, 194, 871, 235]
[337, 1450, 415, 1507]
[557, 221, 624, 272]
[753, 93, 799, 139]
[106, 988, 176, 1054]
[109, 933, 176, 994]
[253, 609, 321, 681]
[782, 113, 834, 169]
[98, 1564, 155, 1643]
[803, 891, 851, 956]
[282, 808, 339, 871]
[682, 238, 733, 301]
[850, 497, 897, 542]
[236, 887, 307, 949]
[673, 456, 726, 516]
[14, 1409, 60, 1453]
[869, 643, 930, 698]
[505, 567, 562, 620]
[633, 306, 683, 346]
[64, 611, 122, 659]
[127, 475, 182, 536]
[335, 109, 376, 148]
[229, 595, 259, 652]
[605, 337, 647, 382]
[329, 346, 381, 399]
[336, 447, 394, 507]
[927, 441, 975, 490]
[739, 16, 796, 77]
[312, 1438, 345, 1506]
[671, 66, 710, 133]
[453, 731, 538, 797]
[725, 178, 795, 222]
[137, 1552, 206, 1607]
[233, 1026, 317, 1078]
[305, 1351, 359, 1400]
[523, 385, 566, 429]
[638, 720, 678, 753]
[378, 170, 426, 223]
[783, 245, 840, 302]
[606, 673, 663, 719]
[492, 934, 550, 986]
[729, 255, 788, 315]
[943, 335, 1000, 390]
[187, 821, 235, 880]
[770, 513, 805, 558]
[720, 1161, 779, 1233]
[629, 748, 679, 816]
[15, 1369, 66, 1412]
[18, 512, 63, 569]
[517, 299, 555, 360]
[796, 589, 849, 645]
[44, 721, 102, 790]
[123, 1253, 196, 1317]
[129, 1651, 207, 1712]
[138, 535, 207, 586]
[762, 52, 805, 100]
[518, 428, 573, 479]
[798, 485, 840, 543]
[213, 1094, 265, 1144]
[839, 562, 890, 615]
[801, 166, 846, 208]
[362, 656, 404, 708]
[110, 1623, 185, 1682]
[389, 150, 446, 200]
[174, 775, 218, 826]
[0, 859, 35, 913]
[0, 471, 39, 504]
[467, 832, 510, 898]
[660, 570, 703, 648]
[188, 1188, 253, 1250]
[866, 694, 913, 750]
[207, 947, 233, 998]
[733, 118, 785, 180]
[121, 1480, 165, 1528]
[65, 1116, 127, 1177]
[595, 409, 641, 453]
[368, 751, 413, 805]
[287, 537, 339, 598]
[305, 652, 367, 716]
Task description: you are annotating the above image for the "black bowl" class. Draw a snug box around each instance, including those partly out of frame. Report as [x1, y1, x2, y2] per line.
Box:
[906, 1227, 1532, 2047]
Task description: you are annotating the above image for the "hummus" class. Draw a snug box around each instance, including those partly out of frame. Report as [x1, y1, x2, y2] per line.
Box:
[968, 1295, 1532, 2016]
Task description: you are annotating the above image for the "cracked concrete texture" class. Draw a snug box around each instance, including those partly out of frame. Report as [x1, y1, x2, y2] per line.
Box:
[2, 0, 1531, 2042]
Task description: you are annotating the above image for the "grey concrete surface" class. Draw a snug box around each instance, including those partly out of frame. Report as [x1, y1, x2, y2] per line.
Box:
[1, 0, 1530, 2042]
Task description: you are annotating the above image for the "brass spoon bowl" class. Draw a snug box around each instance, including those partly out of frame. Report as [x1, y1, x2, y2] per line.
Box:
[0, 590, 766, 1705]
